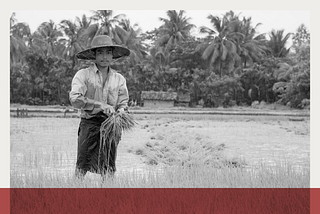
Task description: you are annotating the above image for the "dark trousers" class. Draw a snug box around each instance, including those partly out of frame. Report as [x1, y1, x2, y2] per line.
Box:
[75, 116, 119, 177]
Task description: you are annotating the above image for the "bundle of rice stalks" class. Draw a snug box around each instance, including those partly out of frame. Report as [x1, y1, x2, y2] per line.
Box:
[98, 111, 137, 168]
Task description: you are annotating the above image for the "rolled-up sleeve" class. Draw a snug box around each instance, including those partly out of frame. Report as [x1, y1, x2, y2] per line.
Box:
[69, 70, 95, 110]
[117, 77, 129, 109]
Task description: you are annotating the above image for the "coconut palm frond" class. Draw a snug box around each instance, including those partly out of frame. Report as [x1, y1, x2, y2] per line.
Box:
[114, 13, 126, 20]
[199, 26, 216, 35]
[202, 43, 215, 60]
[210, 46, 220, 65]
[220, 43, 227, 61]
[207, 15, 221, 32]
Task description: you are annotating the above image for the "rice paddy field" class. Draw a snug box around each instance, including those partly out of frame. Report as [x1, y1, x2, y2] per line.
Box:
[10, 113, 310, 188]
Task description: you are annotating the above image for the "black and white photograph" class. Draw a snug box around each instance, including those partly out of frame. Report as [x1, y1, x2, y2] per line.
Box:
[8, 9, 313, 213]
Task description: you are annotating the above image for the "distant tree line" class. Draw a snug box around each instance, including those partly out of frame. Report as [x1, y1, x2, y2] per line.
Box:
[10, 10, 310, 109]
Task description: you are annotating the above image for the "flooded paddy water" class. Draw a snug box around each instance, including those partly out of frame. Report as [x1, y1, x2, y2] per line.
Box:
[10, 113, 310, 181]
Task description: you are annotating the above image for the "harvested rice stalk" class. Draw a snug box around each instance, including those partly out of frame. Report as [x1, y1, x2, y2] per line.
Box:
[98, 111, 137, 169]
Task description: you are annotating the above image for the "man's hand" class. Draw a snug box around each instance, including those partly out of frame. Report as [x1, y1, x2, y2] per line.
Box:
[117, 108, 125, 113]
[102, 104, 115, 115]
[94, 102, 115, 115]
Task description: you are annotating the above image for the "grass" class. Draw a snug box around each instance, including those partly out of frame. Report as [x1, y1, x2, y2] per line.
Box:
[11, 159, 309, 188]
[10, 116, 310, 188]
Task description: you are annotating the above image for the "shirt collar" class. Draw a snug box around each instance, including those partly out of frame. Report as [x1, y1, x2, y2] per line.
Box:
[92, 63, 99, 73]
[91, 63, 114, 75]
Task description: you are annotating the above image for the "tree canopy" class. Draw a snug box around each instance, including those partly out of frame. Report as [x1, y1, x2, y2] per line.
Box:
[10, 10, 310, 109]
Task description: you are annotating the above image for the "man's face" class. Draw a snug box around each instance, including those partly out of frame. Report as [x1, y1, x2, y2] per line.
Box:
[95, 47, 113, 68]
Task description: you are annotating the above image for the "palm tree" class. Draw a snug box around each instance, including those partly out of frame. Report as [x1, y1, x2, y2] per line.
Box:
[75, 14, 93, 47]
[76, 14, 92, 33]
[59, 19, 86, 66]
[150, 10, 195, 72]
[157, 10, 195, 53]
[26, 21, 63, 104]
[232, 17, 268, 68]
[10, 13, 30, 64]
[118, 19, 147, 63]
[116, 19, 149, 87]
[153, 46, 172, 69]
[82, 10, 128, 45]
[196, 12, 240, 77]
[268, 29, 292, 58]
[34, 20, 63, 57]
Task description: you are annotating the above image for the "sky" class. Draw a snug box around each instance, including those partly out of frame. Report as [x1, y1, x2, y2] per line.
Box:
[11, 10, 310, 42]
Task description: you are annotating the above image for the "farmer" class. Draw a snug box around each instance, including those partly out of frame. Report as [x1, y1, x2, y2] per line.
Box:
[69, 35, 130, 179]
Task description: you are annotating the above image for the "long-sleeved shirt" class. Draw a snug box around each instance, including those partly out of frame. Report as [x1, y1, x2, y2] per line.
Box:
[69, 63, 129, 119]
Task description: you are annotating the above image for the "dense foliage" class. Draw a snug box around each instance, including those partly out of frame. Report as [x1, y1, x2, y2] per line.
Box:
[10, 10, 310, 109]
